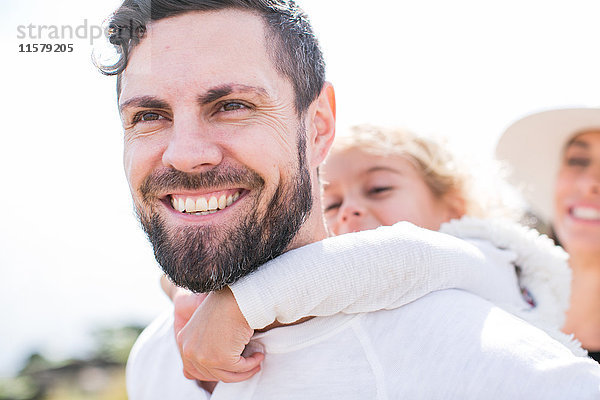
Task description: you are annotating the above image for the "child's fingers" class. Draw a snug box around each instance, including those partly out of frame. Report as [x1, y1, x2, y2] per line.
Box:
[182, 360, 217, 382]
[228, 352, 265, 373]
[211, 364, 263, 383]
[185, 352, 264, 383]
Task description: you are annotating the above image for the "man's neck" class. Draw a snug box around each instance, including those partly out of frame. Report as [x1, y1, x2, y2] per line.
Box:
[284, 205, 330, 252]
[256, 207, 329, 333]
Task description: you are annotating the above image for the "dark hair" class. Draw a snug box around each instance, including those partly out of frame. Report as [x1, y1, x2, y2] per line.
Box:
[95, 0, 326, 114]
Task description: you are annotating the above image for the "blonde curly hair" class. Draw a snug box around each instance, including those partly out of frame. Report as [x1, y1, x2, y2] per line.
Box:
[327, 125, 521, 221]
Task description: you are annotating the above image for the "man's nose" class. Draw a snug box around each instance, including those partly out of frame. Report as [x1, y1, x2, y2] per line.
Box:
[162, 115, 224, 173]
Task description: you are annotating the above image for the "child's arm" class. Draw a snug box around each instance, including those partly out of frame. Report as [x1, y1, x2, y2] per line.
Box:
[232, 221, 524, 328]
[174, 221, 526, 382]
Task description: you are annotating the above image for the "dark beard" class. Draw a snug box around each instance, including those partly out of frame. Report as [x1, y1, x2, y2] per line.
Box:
[135, 130, 312, 293]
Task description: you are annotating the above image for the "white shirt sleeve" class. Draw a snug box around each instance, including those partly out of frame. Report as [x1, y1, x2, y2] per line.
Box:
[230, 221, 527, 329]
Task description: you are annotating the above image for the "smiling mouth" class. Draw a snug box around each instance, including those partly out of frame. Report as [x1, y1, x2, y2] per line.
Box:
[570, 206, 600, 221]
[169, 190, 242, 215]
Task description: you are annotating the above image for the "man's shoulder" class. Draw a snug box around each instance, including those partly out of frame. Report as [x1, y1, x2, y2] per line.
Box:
[355, 290, 600, 398]
[362, 289, 554, 344]
[126, 309, 205, 400]
[128, 309, 175, 358]
[357, 288, 585, 368]
[365, 288, 503, 322]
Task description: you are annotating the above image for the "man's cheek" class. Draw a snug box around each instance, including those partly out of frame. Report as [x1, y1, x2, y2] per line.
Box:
[123, 145, 136, 182]
[123, 145, 152, 190]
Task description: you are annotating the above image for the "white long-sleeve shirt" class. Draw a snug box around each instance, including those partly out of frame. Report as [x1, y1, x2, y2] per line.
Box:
[128, 291, 600, 399]
[127, 220, 599, 399]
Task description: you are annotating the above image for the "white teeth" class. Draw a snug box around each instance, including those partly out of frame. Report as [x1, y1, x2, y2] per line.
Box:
[194, 210, 218, 216]
[572, 207, 600, 220]
[208, 196, 218, 211]
[177, 198, 186, 212]
[185, 198, 195, 213]
[218, 195, 227, 210]
[171, 191, 241, 214]
[196, 197, 208, 212]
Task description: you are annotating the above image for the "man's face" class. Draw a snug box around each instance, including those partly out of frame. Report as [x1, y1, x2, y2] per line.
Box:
[118, 10, 314, 292]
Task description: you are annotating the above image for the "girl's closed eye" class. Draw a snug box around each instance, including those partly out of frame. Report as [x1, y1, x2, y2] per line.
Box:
[324, 201, 342, 213]
[367, 186, 394, 196]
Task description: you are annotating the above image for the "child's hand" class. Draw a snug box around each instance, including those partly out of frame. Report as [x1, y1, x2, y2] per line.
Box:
[174, 287, 265, 383]
[171, 287, 207, 338]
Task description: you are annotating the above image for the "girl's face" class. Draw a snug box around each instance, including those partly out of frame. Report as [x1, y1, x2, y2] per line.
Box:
[554, 131, 600, 253]
[322, 148, 463, 235]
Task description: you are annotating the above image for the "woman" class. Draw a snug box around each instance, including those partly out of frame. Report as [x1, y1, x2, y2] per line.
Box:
[496, 107, 600, 361]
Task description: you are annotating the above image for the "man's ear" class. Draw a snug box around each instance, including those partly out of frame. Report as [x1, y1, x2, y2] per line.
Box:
[308, 82, 336, 168]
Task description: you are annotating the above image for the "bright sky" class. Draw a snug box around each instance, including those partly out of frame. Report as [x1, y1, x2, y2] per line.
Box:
[2, 0, 600, 376]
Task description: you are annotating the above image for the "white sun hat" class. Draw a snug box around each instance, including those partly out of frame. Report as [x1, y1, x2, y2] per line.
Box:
[495, 108, 600, 223]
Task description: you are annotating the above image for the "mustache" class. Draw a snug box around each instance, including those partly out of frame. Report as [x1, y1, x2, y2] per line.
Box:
[139, 166, 264, 200]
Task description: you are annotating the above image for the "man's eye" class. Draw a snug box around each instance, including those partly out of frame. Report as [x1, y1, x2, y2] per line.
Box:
[566, 157, 590, 167]
[133, 112, 166, 123]
[219, 102, 246, 112]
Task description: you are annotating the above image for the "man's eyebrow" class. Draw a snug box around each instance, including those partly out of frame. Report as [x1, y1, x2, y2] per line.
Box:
[119, 96, 170, 113]
[198, 84, 269, 105]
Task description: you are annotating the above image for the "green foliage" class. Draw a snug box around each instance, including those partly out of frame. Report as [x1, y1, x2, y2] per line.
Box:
[0, 376, 40, 400]
[3, 324, 144, 400]
[19, 353, 54, 375]
[92, 326, 144, 364]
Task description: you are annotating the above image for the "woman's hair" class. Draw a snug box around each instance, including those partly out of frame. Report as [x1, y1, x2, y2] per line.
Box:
[329, 124, 523, 220]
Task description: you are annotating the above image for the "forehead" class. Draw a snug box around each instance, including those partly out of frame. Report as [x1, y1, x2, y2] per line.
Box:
[120, 9, 288, 103]
[566, 130, 600, 149]
[323, 148, 418, 185]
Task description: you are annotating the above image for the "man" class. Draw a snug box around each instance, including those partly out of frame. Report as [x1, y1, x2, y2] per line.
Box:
[97, 1, 600, 398]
